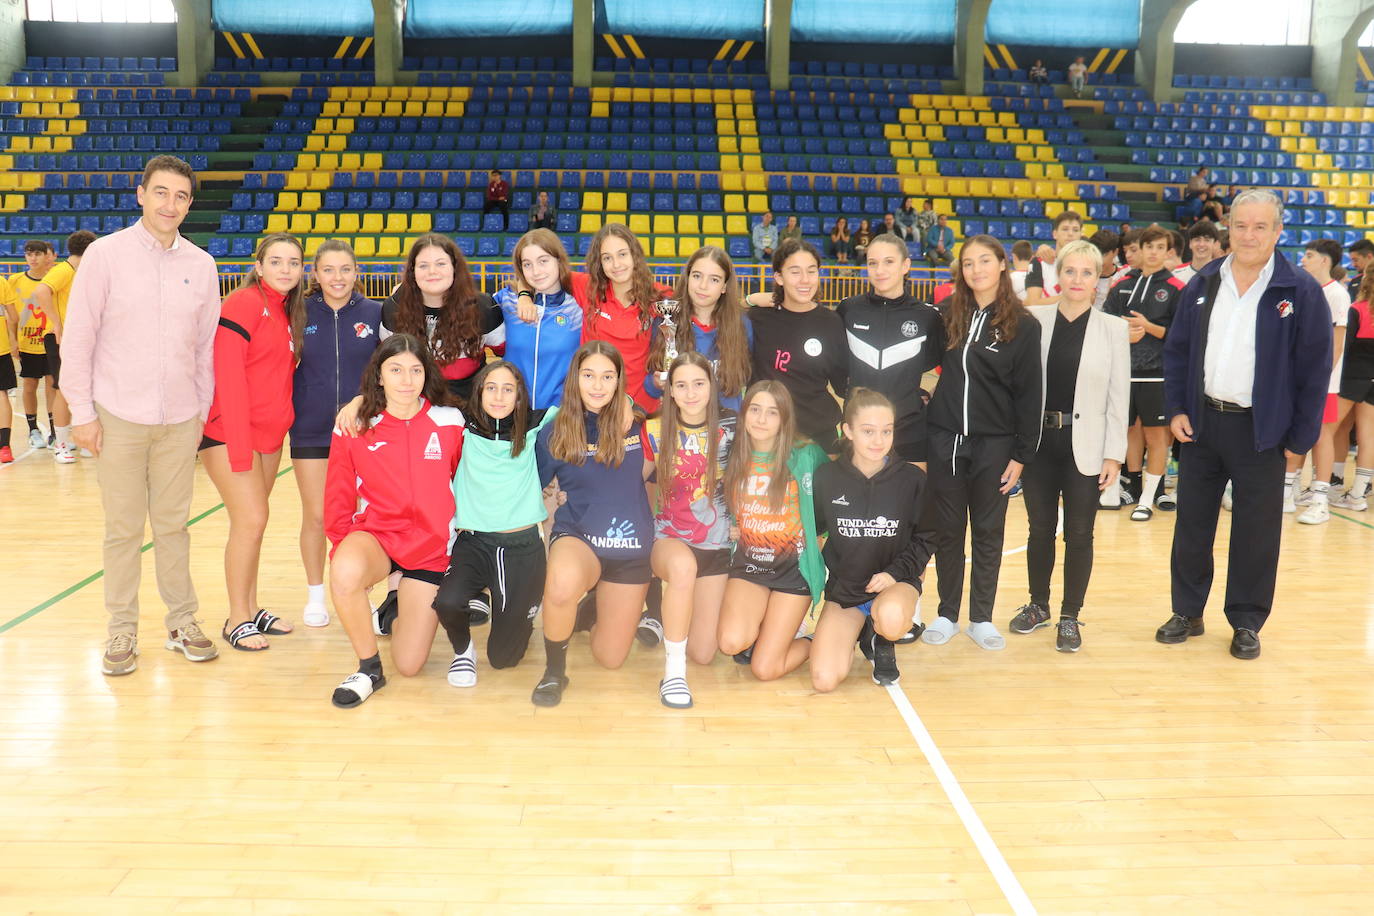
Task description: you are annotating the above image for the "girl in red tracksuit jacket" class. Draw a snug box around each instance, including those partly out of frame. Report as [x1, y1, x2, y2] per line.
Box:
[324, 332, 465, 708]
[201, 233, 305, 653]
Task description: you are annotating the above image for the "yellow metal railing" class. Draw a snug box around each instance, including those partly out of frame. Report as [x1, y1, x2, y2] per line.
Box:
[213, 262, 952, 304]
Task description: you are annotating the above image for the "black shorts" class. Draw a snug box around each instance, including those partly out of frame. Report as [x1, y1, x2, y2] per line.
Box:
[0, 356, 15, 391]
[434, 527, 545, 668]
[198, 434, 224, 451]
[43, 334, 60, 389]
[1128, 381, 1168, 427]
[390, 561, 445, 586]
[551, 532, 653, 585]
[18, 350, 48, 380]
[727, 552, 811, 597]
[290, 445, 330, 460]
[686, 544, 732, 578]
[1339, 378, 1374, 406]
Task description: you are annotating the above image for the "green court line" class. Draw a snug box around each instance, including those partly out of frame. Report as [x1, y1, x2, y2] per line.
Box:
[0, 465, 293, 636]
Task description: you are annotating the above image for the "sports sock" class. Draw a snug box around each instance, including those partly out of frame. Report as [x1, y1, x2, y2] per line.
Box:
[1283, 470, 1298, 500]
[1355, 468, 1373, 498]
[663, 637, 687, 681]
[1140, 472, 1162, 507]
[26, 414, 38, 432]
[306, 583, 326, 605]
[56, 424, 72, 449]
[1311, 480, 1330, 504]
[358, 652, 383, 683]
[0, 428, 9, 449]
[543, 636, 570, 679]
[46, 413, 53, 436]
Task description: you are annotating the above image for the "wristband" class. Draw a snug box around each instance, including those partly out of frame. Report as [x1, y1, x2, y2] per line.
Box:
[517, 290, 533, 299]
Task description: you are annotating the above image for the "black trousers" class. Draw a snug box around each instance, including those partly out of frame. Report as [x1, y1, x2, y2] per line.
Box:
[433, 528, 545, 667]
[926, 429, 1015, 624]
[1170, 408, 1286, 632]
[482, 199, 510, 228]
[1021, 426, 1101, 617]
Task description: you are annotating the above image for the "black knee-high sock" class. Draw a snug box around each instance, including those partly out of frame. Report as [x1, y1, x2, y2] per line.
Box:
[0, 428, 9, 449]
[26, 414, 38, 432]
[46, 412, 53, 433]
[543, 636, 570, 678]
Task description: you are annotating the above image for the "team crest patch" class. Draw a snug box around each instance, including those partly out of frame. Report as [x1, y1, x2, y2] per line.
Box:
[1154, 288, 1170, 302]
[1276, 299, 1294, 318]
[354, 322, 374, 338]
[423, 432, 442, 460]
[901, 320, 919, 337]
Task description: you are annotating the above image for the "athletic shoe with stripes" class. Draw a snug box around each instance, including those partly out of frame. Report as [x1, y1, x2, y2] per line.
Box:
[447, 643, 477, 688]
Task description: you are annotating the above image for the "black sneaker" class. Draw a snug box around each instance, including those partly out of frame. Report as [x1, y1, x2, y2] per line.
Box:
[870, 633, 900, 686]
[1155, 613, 1204, 644]
[895, 621, 924, 644]
[1056, 618, 1083, 653]
[467, 594, 491, 626]
[531, 673, 569, 707]
[636, 613, 664, 648]
[1008, 602, 1051, 634]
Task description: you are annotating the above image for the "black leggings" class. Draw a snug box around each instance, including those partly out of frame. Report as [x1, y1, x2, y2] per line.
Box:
[925, 429, 1014, 624]
[433, 528, 545, 668]
[1021, 426, 1101, 618]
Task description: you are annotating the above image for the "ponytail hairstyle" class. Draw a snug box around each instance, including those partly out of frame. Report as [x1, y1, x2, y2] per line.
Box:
[237, 232, 307, 363]
[306, 239, 363, 299]
[770, 237, 824, 307]
[943, 235, 1026, 349]
[548, 340, 633, 466]
[725, 380, 799, 515]
[656, 351, 723, 496]
[586, 223, 657, 333]
[393, 233, 482, 364]
[649, 245, 751, 399]
[1358, 264, 1374, 306]
[355, 332, 452, 429]
[840, 387, 896, 460]
[465, 359, 534, 458]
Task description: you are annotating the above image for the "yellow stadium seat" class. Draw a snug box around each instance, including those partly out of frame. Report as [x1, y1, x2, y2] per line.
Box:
[410, 214, 432, 233]
[946, 179, 968, 198]
[377, 237, 402, 258]
[743, 172, 767, 191]
[18, 173, 40, 190]
[652, 237, 676, 258]
[297, 154, 317, 171]
[1045, 201, 1065, 219]
[265, 214, 289, 234]
[337, 214, 361, 234]
[288, 214, 311, 235]
[724, 194, 746, 213]
[361, 153, 384, 170]
[384, 213, 408, 234]
[933, 197, 952, 214]
[308, 172, 330, 191]
[354, 237, 377, 258]
[946, 219, 961, 236]
[8, 136, 29, 152]
[678, 215, 700, 234]
[340, 153, 362, 171]
[720, 172, 744, 191]
[725, 214, 747, 234]
[746, 194, 768, 213]
[678, 238, 700, 257]
[967, 179, 990, 198]
[604, 213, 626, 229]
[317, 153, 339, 171]
[285, 173, 308, 191]
[579, 213, 603, 234]
[301, 192, 321, 211]
[1, 193, 23, 212]
[304, 237, 326, 257]
[278, 192, 300, 211]
[741, 154, 762, 171]
[582, 191, 604, 211]
[361, 213, 384, 234]
[702, 215, 724, 234]
[629, 214, 652, 235]
[652, 215, 674, 234]
[606, 192, 628, 211]
[718, 136, 739, 154]
[314, 214, 337, 234]
[719, 155, 742, 173]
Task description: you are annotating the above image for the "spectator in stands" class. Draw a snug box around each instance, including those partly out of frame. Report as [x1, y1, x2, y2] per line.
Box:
[1175, 220, 1221, 284]
[528, 190, 556, 232]
[1029, 60, 1049, 85]
[923, 214, 955, 266]
[63, 155, 222, 676]
[915, 199, 937, 239]
[896, 198, 919, 240]
[1202, 186, 1229, 224]
[780, 214, 803, 244]
[1181, 167, 1211, 223]
[1347, 239, 1374, 301]
[828, 217, 854, 264]
[1067, 57, 1088, 97]
[880, 212, 898, 238]
[1010, 240, 1033, 302]
[484, 168, 510, 231]
[853, 219, 873, 262]
[752, 210, 779, 262]
[1159, 188, 1330, 660]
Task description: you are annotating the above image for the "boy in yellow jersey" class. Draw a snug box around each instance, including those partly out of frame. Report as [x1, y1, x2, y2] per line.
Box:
[12, 240, 56, 451]
[28, 230, 98, 462]
[0, 277, 18, 462]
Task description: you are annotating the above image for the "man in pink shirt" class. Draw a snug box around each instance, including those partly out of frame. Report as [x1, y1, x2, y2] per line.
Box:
[62, 155, 223, 676]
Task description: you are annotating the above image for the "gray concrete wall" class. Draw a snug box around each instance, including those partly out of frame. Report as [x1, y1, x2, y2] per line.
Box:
[0, 0, 25, 84]
[1311, 0, 1374, 106]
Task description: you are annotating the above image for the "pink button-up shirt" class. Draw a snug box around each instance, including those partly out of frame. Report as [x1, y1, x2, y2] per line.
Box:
[60, 219, 221, 427]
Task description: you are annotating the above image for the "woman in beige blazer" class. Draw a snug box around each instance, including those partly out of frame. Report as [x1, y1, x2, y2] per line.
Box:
[1009, 240, 1131, 651]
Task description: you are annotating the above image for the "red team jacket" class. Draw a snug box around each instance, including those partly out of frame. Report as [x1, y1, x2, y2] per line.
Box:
[569, 271, 673, 413]
[203, 284, 296, 472]
[323, 399, 465, 573]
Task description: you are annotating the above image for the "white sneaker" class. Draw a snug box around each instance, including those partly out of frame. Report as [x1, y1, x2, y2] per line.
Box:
[52, 443, 77, 464]
[27, 428, 46, 450]
[1222, 482, 1233, 511]
[1293, 487, 1314, 507]
[1296, 501, 1329, 525]
[79, 448, 93, 458]
[1330, 489, 1368, 511]
[447, 642, 477, 688]
[1282, 487, 1296, 513]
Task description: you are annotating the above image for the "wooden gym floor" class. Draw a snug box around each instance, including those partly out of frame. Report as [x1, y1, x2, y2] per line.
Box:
[2, 407, 1374, 914]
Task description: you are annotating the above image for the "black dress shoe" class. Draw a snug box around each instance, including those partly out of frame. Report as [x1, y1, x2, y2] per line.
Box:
[1230, 628, 1261, 660]
[1155, 613, 1204, 644]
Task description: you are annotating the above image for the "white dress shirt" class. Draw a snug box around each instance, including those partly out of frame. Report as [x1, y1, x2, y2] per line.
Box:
[1203, 253, 1275, 407]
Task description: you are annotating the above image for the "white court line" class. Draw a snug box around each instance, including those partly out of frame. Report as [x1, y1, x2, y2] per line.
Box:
[0, 446, 39, 470]
[885, 684, 1037, 916]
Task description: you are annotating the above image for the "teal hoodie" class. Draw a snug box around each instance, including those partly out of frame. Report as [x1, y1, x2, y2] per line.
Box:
[452, 407, 559, 533]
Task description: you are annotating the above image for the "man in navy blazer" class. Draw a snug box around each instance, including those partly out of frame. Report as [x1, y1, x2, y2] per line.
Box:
[1157, 189, 1331, 659]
